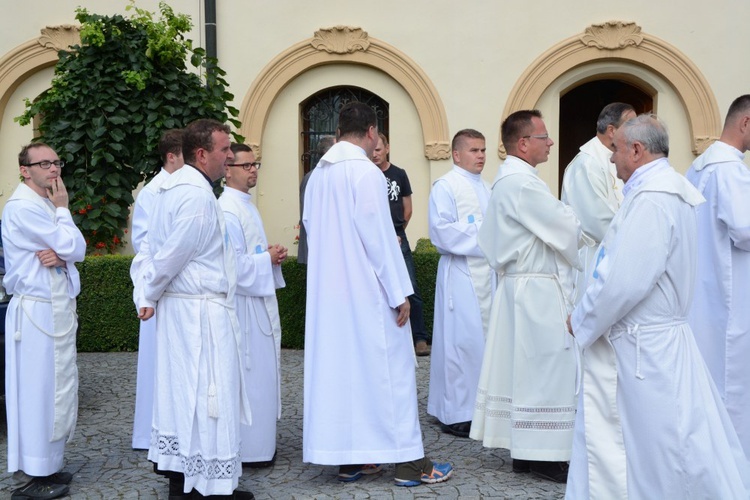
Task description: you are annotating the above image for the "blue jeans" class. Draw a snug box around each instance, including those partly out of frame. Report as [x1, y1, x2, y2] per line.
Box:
[398, 231, 428, 344]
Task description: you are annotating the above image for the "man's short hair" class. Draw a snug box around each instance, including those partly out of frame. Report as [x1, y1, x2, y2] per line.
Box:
[620, 114, 670, 157]
[337, 102, 376, 138]
[317, 135, 336, 154]
[18, 142, 53, 167]
[724, 95, 750, 127]
[230, 142, 252, 155]
[451, 129, 485, 152]
[158, 129, 183, 163]
[501, 110, 543, 152]
[596, 102, 636, 134]
[377, 132, 389, 147]
[182, 119, 231, 165]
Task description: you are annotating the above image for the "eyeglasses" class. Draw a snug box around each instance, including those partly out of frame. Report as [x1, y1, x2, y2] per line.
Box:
[25, 160, 65, 169]
[522, 134, 550, 141]
[227, 162, 261, 170]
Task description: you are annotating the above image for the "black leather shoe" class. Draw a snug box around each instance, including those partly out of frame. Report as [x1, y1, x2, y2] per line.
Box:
[11, 476, 69, 499]
[439, 421, 471, 438]
[530, 461, 569, 483]
[512, 459, 532, 473]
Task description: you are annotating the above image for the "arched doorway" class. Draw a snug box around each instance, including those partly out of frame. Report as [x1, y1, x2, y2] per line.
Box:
[558, 79, 653, 192]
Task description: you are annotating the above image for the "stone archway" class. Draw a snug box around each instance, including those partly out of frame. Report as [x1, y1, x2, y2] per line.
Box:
[0, 25, 80, 134]
[238, 26, 451, 161]
[499, 21, 721, 158]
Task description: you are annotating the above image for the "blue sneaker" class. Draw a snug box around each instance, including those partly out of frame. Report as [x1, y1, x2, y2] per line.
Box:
[337, 464, 382, 482]
[394, 461, 453, 487]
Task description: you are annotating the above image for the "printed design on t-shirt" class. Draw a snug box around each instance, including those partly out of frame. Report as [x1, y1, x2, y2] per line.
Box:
[387, 179, 401, 201]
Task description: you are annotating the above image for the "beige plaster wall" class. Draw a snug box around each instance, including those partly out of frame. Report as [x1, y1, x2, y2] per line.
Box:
[1, 0, 748, 255]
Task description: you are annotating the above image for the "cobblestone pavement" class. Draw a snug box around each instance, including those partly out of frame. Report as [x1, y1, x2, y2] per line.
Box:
[0, 350, 565, 499]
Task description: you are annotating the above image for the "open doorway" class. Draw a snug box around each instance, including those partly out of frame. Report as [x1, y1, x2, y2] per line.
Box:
[558, 79, 653, 194]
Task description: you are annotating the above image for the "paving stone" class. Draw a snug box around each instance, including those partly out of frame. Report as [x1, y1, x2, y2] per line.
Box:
[0, 350, 566, 499]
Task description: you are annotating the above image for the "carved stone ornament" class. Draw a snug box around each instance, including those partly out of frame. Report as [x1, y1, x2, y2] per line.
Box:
[425, 142, 451, 161]
[38, 25, 81, 52]
[694, 136, 718, 155]
[579, 21, 644, 50]
[310, 26, 370, 54]
[249, 143, 262, 161]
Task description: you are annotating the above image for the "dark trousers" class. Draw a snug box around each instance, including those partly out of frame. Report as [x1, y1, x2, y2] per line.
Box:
[398, 231, 427, 344]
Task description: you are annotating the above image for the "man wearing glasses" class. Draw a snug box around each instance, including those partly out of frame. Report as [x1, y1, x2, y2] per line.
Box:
[471, 110, 582, 484]
[219, 143, 287, 468]
[3, 143, 86, 499]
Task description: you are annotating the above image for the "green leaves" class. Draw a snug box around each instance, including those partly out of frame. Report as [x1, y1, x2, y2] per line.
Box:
[17, 1, 242, 254]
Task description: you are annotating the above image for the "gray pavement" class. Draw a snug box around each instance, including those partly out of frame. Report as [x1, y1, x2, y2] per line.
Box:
[0, 350, 566, 499]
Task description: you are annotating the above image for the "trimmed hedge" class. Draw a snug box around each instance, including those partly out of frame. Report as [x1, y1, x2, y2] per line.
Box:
[76, 239, 440, 351]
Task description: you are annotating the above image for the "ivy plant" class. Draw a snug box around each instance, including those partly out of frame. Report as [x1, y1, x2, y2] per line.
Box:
[16, 1, 242, 254]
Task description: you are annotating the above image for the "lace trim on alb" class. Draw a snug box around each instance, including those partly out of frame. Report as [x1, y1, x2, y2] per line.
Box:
[151, 429, 239, 479]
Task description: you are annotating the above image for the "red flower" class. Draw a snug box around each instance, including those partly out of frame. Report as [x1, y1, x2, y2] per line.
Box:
[87, 204, 93, 210]
[79, 209, 87, 214]
[95, 242, 106, 249]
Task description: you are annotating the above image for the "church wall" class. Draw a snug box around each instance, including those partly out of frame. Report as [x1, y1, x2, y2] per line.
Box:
[1, 0, 747, 253]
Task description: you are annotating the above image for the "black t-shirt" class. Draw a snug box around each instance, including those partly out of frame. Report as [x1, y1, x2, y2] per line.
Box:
[381, 163, 412, 232]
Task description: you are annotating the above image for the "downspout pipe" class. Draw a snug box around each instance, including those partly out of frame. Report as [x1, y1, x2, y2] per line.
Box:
[204, 0, 217, 66]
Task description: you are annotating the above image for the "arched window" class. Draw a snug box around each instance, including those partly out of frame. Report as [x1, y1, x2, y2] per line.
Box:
[300, 86, 389, 174]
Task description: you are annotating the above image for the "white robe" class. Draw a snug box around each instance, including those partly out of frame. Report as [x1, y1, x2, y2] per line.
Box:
[130, 168, 170, 450]
[3, 183, 86, 476]
[561, 136, 623, 304]
[219, 186, 284, 462]
[131, 166, 250, 496]
[567, 158, 750, 499]
[686, 140, 750, 458]
[471, 155, 581, 461]
[427, 165, 493, 425]
[302, 140, 421, 465]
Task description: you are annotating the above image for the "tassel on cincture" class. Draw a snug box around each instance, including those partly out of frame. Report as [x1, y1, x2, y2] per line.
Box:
[208, 384, 218, 419]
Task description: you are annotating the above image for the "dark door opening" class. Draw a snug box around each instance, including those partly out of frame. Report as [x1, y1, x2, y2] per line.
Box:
[558, 79, 653, 195]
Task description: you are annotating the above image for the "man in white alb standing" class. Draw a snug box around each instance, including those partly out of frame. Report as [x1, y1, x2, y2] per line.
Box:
[303, 102, 453, 487]
[561, 102, 635, 303]
[4, 143, 86, 499]
[131, 119, 253, 499]
[220, 142, 287, 467]
[471, 110, 582, 483]
[130, 128, 183, 450]
[567, 114, 750, 499]
[427, 128, 493, 438]
[686, 94, 750, 457]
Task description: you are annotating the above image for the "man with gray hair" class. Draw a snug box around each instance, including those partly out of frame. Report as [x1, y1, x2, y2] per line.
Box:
[566, 114, 750, 498]
[561, 102, 635, 303]
[687, 95, 750, 459]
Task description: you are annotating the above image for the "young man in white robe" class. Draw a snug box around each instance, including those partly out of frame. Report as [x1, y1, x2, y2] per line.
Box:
[686, 94, 750, 458]
[302, 102, 453, 487]
[567, 114, 750, 499]
[129, 128, 183, 451]
[4, 143, 86, 499]
[131, 119, 253, 499]
[220, 142, 287, 467]
[427, 128, 493, 438]
[471, 110, 582, 484]
[561, 103, 635, 304]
